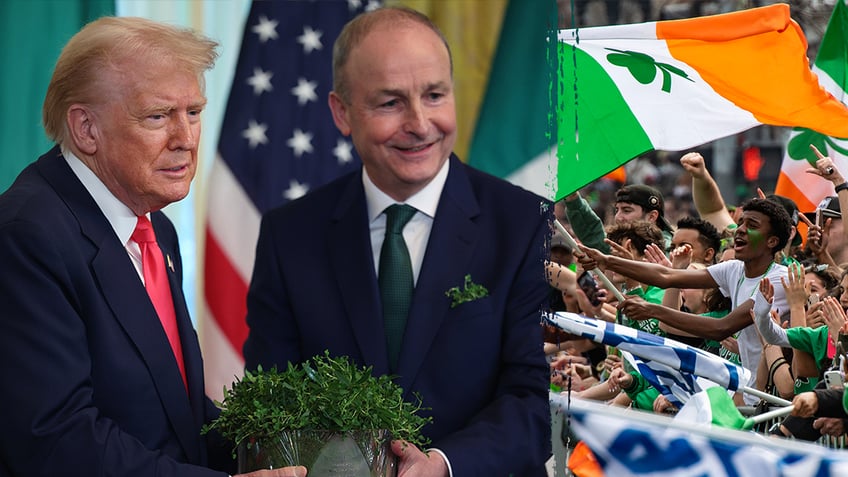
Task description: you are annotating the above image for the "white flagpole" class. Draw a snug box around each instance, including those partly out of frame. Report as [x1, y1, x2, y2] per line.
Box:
[554, 219, 625, 302]
[745, 404, 795, 426]
[740, 386, 792, 406]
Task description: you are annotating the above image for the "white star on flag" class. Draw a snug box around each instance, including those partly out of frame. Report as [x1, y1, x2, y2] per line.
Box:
[287, 128, 314, 157]
[297, 26, 323, 54]
[333, 138, 354, 165]
[204, 0, 373, 404]
[242, 120, 269, 149]
[252, 15, 278, 43]
[283, 179, 310, 201]
[291, 77, 318, 105]
[247, 67, 273, 95]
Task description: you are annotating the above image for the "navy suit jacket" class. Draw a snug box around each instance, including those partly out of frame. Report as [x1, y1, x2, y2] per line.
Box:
[0, 147, 231, 476]
[244, 155, 552, 476]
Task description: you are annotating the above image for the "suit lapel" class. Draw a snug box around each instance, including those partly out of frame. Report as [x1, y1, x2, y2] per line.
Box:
[152, 212, 208, 459]
[39, 152, 202, 463]
[328, 173, 390, 374]
[395, 158, 481, 393]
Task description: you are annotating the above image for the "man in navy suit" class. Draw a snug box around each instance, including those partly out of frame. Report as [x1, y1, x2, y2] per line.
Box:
[0, 17, 303, 477]
[243, 7, 552, 477]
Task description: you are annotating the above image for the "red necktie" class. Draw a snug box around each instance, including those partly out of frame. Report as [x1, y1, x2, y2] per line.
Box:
[132, 216, 187, 391]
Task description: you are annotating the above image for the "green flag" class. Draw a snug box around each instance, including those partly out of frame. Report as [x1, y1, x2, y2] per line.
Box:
[0, 0, 114, 192]
[467, 0, 559, 200]
[775, 0, 848, 212]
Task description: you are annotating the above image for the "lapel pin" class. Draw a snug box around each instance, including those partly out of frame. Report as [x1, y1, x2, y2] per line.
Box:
[167, 254, 175, 273]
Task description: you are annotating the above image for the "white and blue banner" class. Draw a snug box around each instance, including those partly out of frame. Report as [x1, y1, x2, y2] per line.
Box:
[545, 312, 750, 406]
[553, 394, 848, 476]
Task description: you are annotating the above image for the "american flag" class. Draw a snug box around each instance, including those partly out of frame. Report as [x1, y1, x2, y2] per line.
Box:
[202, 0, 379, 400]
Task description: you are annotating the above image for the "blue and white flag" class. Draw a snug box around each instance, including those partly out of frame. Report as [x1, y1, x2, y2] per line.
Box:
[554, 395, 848, 476]
[619, 349, 719, 408]
[545, 312, 750, 405]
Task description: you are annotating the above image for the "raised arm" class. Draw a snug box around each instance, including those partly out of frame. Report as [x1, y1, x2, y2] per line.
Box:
[563, 192, 610, 254]
[809, 144, 848, 247]
[578, 244, 717, 290]
[680, 152, 735, 232]
[619, 295, 754, 341]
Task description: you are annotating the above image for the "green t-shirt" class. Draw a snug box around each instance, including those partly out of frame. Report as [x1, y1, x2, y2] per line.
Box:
[620, 285, 666, 337]
[622, 370, 661, 411]
[701, 310, 741, 365]
[786, 326, 830, 394]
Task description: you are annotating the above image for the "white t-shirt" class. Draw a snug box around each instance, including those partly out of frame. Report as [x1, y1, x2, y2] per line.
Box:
[708, 259, 788, 404]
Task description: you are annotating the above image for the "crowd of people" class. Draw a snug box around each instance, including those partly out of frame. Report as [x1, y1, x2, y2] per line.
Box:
[545, 147, 848, 443]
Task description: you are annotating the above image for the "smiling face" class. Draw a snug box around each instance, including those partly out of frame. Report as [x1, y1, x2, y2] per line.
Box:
[72, 59, 206, 215]
[328, 21, 456, 202]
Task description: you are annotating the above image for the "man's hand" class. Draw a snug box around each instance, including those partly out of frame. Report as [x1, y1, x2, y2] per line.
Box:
[791, 392, 820, 418]
[643, 243, 672, 268]
[619, 295, 656, 321]
[813, 417, 846, 437]
[652, 394, 676, 414]
[808, 144, 847, 186]
[668, 244, 693, 270]
[236, 467, 308, 477]
[576, 245, 608, 272]
[679, 152, 709, 179]
[392, 440, 449, 477]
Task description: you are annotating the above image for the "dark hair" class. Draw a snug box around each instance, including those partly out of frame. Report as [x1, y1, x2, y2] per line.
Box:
[606, 220, 664, 256]
[676, 216, 722, 257]
[802, 262, 841, 293]
[740, 198, 792, 253]
[705, 288, 732, 313]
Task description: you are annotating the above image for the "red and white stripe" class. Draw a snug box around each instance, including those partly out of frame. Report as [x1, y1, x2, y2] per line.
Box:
[200, 156, 261, 401]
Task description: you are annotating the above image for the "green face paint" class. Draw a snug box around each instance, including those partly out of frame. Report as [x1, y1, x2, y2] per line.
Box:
[747, 229, 764, 248]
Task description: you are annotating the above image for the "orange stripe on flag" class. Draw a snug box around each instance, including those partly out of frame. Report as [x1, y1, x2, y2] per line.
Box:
[658, 4, 848, 139]
[656, 3, 791, 41]
[204, 228, 249, 356]
[774, 170, 817, 213]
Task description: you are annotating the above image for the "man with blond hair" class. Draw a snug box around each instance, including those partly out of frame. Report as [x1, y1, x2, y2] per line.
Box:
[0, 16, 303, 477]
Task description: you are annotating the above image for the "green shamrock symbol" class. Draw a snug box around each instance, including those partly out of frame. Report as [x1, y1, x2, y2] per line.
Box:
[605, 48, 694, 93]
[786, 127, 848, 165]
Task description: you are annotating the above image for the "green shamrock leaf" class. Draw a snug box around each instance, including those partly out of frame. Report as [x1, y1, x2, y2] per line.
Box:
[786, 127, 848, 165]
[605, 48, 694, 93]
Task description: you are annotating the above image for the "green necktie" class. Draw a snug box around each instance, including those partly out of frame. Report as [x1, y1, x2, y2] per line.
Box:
[379, 204, 417, 372]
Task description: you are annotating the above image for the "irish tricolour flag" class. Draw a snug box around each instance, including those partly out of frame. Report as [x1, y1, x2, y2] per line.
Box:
[776, 0, 848, 212]
[557, 4, 848, 199]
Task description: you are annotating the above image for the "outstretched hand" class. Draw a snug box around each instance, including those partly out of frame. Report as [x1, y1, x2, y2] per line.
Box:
[668, 244, 693, 270]
[807, 144, 846, 186]
[643, 243, 671, 268]
[822, 296, 848, 343]
[606, 238, 634, 262]
[779, 263, 807, 309]
[576, 245, 607, 272]
[618, 295, 655, 321]
[758, 276, 774, 304]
